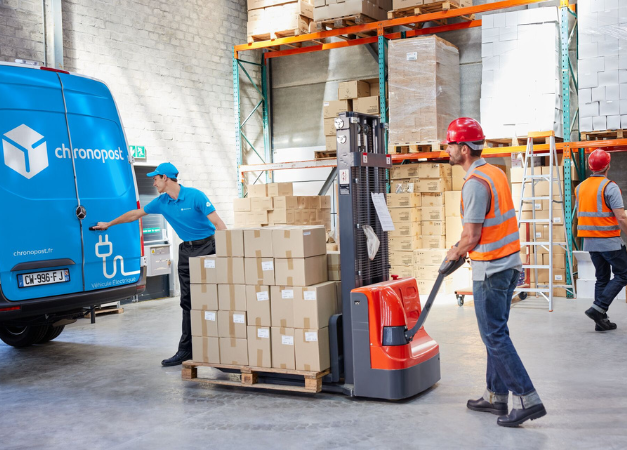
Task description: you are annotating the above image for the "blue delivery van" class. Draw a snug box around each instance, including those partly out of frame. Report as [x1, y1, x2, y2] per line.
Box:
[0, 62, 146, 347]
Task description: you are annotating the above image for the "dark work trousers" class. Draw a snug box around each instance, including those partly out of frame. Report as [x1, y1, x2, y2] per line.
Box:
[589, 246, 627, 312]
[177, 236, 215, 353]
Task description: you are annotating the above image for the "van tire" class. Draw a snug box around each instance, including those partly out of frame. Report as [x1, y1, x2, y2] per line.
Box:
[0, 324, 49, 348]
[38, 325, 65, 344]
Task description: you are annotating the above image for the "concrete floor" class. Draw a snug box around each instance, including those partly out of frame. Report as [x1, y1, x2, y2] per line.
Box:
[1, 295, 626, 450]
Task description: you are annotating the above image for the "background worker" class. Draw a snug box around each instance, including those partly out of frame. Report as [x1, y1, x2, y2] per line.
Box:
[443, 118, 547, 427]
[94, 162, 227, 366]
[575, 149, 627, 331]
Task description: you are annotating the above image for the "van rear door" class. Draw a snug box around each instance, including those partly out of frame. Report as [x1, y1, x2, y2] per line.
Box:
[0, 65, 84, 300]
[57, 73, 142, 291]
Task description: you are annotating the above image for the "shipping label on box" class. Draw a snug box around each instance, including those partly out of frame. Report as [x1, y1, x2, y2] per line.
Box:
[292, 281, 338, 329]
[295, 328, 330, 372]
[338, 80, 371, 100]
[219, 338, 248, 365]
[389, 251, 415, 266]
[190, 255, 217, 284]
[421, 206, 446, 221]
[217, 284, 247, 311]
[389, 236, 422, 251]
[217, 310, 248, 338]
[244, 228, 273, 257]
[246, 285, 271, 327]
[191, 310, 219, 337]
[390, 165, 420, 179]
[389, 208, 421, 223]
[444, 192, 462, 217]
[421, 192, 445, 207]
[233, 197, 251, 212]
[248, 183, 268, 198]
[192, 336, 220, 364]
[422, 236, 447, 249]
[215, 229, 245, 257]
[272, 226, 327, 258]
[271, 327, 295, 369]
[422, 221, 446, 236]
[216, 257, 246, 285]
[191, 283, 218, 311]
[353, 95, 380, 115]
[414, 249, 448, 266]
[275, 255, 328, 286]
[387, 193, 421, 208]
[327, 251, 341, 281]
[416, 178, 451, 193]
[247, 326, 272, 368]
[271, 286, 295, 328]
[418, 163, 452, 179]
[390, 265, 414, 278]
[323, 99, 352, 118]
[244, 257, 276, 286]
[267, 182, 293, 197]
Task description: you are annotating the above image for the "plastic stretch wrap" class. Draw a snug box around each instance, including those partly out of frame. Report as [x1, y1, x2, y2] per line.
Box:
[388, 36, 460, 144]
[578, 0, 627, 132]
[480, 7, 563, 139]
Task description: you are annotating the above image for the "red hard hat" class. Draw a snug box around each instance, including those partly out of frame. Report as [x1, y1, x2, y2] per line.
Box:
[588, 149, 611, 172]
[444, 117, 485, 145]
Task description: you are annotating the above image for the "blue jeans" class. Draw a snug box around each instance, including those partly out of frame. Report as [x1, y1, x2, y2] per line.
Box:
[589, 246, 627, 312]
[473, 269, 536, 398]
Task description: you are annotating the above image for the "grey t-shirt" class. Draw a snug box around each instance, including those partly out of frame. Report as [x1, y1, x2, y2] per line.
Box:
[462, 159, 522, 281]
[579, 175, 625, 252]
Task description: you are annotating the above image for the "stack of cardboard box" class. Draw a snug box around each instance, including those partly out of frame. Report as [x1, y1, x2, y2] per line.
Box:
[247, 0, 314, 40]
[313, 0, 391, 22]
[235, 182, 332, 231]
[190, 225, 338, 372]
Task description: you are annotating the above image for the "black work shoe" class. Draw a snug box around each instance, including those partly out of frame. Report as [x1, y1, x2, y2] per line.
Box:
[497, 404, 547, 427]
[595, 314, 617, 331]
[161, 350, 192, 367]
[586, 307, 611, 331]
[467, 398, 508, 415]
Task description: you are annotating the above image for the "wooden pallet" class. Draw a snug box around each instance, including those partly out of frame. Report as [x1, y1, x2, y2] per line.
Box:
[314, 14, 378, 38]
[390, 142, 447, 154]
[182, 361, 330, 393]
[314, 150, 336, 160]
[388, 1, 475, 27]
[581, 129, 627, 141]
[485, 135, 564, 148]
[83, 306, 124, 318]
[247, 21, 312, 45]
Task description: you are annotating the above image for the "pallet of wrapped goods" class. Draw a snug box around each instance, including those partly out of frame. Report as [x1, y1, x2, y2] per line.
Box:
[313, 0, 390, 28]
[390, 142, 448, 154]
[389, 0, 473, 19]
[247, 1, 314, 42]
[389, 36, 460, 145]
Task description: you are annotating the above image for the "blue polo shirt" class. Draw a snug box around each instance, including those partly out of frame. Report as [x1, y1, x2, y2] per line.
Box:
[144, 185, 216, 241]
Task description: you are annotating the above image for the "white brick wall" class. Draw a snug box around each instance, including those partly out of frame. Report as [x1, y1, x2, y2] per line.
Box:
[0, 0, 45, 63]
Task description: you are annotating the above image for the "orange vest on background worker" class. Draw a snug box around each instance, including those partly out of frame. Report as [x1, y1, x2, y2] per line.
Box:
[575, 176, 621, 238]
[461, 163, 521, 261]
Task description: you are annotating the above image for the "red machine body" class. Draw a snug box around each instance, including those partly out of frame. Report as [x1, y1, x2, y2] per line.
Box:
[352, 277, 439, 371]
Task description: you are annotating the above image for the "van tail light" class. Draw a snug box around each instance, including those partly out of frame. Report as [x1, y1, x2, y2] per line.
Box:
[137, 201, 144, 258]
[40, 67, 70, 74]
[0, 306, 21, 312]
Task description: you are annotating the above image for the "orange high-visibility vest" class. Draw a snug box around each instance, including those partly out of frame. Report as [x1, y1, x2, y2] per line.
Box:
[461, 163, 521, 261]
[575, 176, 620, 238]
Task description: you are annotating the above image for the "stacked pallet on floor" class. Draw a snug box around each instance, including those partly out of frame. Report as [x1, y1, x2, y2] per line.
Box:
[247, 0, 314, 43]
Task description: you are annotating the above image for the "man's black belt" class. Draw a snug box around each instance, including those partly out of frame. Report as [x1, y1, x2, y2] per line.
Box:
[182, 235, 214, 246]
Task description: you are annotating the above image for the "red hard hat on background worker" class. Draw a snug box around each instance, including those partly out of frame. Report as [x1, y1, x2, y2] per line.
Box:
[588, 148, 611, 172]
[443, 117, 485, 150]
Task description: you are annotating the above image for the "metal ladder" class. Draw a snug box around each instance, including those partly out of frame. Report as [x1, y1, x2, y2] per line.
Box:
[514, 131, 576, 311]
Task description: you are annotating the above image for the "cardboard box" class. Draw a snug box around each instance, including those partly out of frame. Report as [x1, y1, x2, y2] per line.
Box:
[325, 135, 337, 151]
[324, 117, 336, 136]
[418, 163, 452, 179]
[215, 229, 245, 257]
[250, 197, 273, 212]
[191, 310, 219, 337]
[246, 285, 271, 327]
[390, 251, 415, 266]
[295, 328, 330, 371]
[233, 198, 251, 212]
[245, 257, 275, 285]
[271, 327, 295, 369]
[444, 191, 462, 217]
[422, 221, 446, 236]
[219, 338, 248, 365]
[387, 193, 421, 208]
[292, 281, 338, 329]
[389, 236, 422, 251]
[353, 95, 380, 115]
[389, 208, 421, 223]
[421, 236, 447, 249]
[417, 279, 437, 297]
[247, 326, 272, 368]
[272, 226, 327, 258]
[218, 284, 247, 311]
[538, 268, 566, 285]
[390, 164, 420, 179]
[192, 336, 220, 364]
[218, 310, 247, 338]
[452, 165, 465, 190]
[393, 0, 424, 10]
[274, 255, 328, 286]
[421, 192, 446, 207]
[267, 182, 293, 197]
[248, 183, 267, 198]
[191, 283, 218, 310]
[247, 0, 290, 10]
[414, 249, 448, 266]
[233, 212, 250, 227]
[190, 255, 217, 284]
[338, 80, 371, 100]
[446, 217, 464, 240]
[216, 257, 246, 285]
[327, 251, 341, 281]
[270, 286, 294, 327]
[390, 265, 414, 278]
[421, 206, 446, 221]
[250, 210, 269, 226]
[268, 208, 295, 225]
[273, 196, 299, 210]
[323, 99, 352, 118]
[416, 178, 451, 193]
[415, 265, 440, 281]
[388, 222, 422, 238]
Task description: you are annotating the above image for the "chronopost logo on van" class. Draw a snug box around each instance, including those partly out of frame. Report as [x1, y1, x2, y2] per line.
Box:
[2, 124, 126, 179]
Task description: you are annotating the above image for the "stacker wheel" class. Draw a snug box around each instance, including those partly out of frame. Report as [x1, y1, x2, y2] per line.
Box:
[456, 294, 464, 306]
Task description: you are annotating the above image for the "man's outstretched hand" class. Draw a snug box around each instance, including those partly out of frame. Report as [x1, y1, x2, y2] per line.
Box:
[92, 222, 110, 230]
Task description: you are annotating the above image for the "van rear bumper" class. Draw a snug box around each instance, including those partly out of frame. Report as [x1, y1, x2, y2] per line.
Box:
[0, 267, 146, 322]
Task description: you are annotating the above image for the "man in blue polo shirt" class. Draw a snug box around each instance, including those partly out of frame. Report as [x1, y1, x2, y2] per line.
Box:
[94, 162, 227, 366]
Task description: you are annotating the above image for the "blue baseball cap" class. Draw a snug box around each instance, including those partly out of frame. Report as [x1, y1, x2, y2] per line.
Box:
[147, 162, 178, 178]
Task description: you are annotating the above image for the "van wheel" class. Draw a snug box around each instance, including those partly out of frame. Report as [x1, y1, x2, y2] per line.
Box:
[38, 325, 65, 344]
[0, 324, 49, 348]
